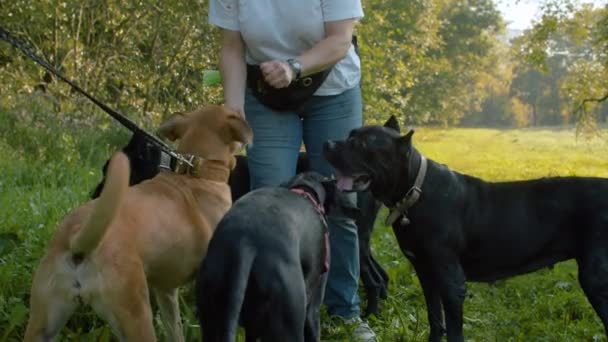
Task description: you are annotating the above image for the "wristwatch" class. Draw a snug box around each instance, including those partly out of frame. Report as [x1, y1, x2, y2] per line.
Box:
[286, 58, 302, 81]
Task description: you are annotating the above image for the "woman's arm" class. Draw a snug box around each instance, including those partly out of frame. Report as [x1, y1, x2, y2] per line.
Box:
[260, 18, 358, 89]
[219, 28, 247, 116]
[299, 18, 357, 75]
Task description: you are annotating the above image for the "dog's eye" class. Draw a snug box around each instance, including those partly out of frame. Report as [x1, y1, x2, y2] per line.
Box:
[369, 136, 392, 149]
[347, 137, 367, 150]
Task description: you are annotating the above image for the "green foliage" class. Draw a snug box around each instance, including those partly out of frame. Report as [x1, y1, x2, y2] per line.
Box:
[358, 0, 503, 126]
[0, 0, 606, 130]
[0, 0, 223, 128]
[510, 2, 608, 130]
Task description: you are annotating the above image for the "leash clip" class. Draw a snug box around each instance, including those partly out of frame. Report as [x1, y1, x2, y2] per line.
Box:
[405, 186, 421, 198]
[173, 154, 195, 174]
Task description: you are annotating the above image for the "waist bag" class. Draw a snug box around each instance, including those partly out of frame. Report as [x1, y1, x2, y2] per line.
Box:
[246, 64, 332, 111]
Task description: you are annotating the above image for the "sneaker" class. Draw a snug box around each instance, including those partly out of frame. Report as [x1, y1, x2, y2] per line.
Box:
[344, 316, 377, 342]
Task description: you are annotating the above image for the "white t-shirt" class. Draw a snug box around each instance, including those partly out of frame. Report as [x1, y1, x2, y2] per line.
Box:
[208, 0, 364, 96]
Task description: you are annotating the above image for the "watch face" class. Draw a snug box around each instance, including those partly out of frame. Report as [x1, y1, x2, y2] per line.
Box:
[288, 59, 302, 78]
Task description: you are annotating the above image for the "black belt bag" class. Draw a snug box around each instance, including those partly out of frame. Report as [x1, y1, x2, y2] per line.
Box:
[246, 64, 332, 111]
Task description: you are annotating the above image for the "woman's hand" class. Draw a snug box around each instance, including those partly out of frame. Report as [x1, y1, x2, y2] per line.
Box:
[260, 60, 294, 89]
[233, 107, 246, 119]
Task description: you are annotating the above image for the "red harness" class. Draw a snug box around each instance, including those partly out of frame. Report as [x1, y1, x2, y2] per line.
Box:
[290, 187, 330, 273]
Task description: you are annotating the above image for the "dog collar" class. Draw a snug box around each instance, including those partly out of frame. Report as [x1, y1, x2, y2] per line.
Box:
[290, 187, 326, 219]
[159, 150, 230, 182]
[290, 187, 330, 273]
[385, 155, 428, 226]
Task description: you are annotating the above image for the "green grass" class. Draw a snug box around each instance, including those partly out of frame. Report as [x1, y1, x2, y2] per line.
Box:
[1, 108, 608, 341]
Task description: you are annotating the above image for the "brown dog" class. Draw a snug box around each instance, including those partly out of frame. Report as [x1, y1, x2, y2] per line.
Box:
[23, 105, 252, 342]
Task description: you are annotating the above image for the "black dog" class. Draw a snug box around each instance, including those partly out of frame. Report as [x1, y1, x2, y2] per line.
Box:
[323, 117, 608, 341]
[90, 132, 161, 198]
[196, 172, 355, 341]
[229, 153, 388, 316]
[92, 135, 388, 316]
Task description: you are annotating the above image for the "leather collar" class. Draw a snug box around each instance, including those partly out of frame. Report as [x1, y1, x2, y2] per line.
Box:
[290, 187, 326, 218]
[290, 186, 330, 274]
[385, 153, 428, 226]
[159, 150, 230, 183]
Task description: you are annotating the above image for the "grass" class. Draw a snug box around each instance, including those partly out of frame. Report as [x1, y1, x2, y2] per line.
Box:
[1, 105, 608, 341]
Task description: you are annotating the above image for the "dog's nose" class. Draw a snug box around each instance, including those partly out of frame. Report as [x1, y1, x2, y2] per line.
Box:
[324, 140, 336, 151]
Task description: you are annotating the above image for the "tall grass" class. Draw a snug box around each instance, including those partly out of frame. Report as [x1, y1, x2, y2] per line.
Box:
[1, 103, 607, 341]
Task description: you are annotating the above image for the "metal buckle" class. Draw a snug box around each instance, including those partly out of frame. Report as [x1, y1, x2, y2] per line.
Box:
[190, 156, 204, 177]
[405, 186, 421, 199]
[174, 154, 195, 174]
[301, 77, 313, 87]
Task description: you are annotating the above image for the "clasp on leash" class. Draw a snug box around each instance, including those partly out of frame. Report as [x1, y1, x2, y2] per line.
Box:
[173, 154, 195, 174]
[405, 186, 421, 198]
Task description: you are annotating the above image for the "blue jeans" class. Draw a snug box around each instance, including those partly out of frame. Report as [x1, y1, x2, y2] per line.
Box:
[245, 86, 363, 318]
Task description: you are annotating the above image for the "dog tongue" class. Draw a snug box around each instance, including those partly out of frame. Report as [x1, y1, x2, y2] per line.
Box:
[336, 176, 354, 191]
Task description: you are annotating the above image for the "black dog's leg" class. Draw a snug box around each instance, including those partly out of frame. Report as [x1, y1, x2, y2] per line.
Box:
[370, 255, 389, 299]
[245, 332, 258, 342]
[367, 199, 388, 297]
[356, 193, 387, 316]
[577, 248, 608, 335]
[413, 263, 445, 342]
[262, 272, 306, 342]
[229, 155, 250, 201]
[304, 273, 328, 342]
[434, 261, 466, 342]
[356, 206, 380, 316]
[358, 245, 380, 317]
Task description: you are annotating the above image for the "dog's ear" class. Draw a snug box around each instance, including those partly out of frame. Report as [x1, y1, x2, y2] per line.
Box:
[222, 112, 253, 145]
[158, 112, 188, 141]
[396, 129, 415, 156]
[399, 129, 414, 145]
[384, 115, 400, 133]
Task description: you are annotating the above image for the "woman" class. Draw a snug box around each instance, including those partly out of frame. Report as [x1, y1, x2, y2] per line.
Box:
[208, 1, 375, 340]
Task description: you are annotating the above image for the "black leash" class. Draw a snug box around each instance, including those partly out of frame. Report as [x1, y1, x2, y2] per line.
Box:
[0, 26, 192, 167]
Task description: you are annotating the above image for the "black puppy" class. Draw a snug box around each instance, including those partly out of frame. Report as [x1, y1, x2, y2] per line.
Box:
[323, 117, 608, 341]
[90, 132, 161, 198]
[92, 139, 388, 316]
[196, 172, 356, 341]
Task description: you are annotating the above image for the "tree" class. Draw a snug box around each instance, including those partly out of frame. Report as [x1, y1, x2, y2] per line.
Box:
[358, 0, 503, 126]
[0, 0, 222, 127]
[513, 2, 608, 130]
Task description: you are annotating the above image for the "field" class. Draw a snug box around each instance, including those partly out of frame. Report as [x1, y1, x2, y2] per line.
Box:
[1, 108, 608, 341]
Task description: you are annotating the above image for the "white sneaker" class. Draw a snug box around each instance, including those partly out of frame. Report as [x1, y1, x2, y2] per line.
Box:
[344, 316, 377, 342]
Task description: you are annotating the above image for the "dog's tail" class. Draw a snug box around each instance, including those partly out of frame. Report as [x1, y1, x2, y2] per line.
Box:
[197, 241, 256, 341]
[70, 152, 130, 254]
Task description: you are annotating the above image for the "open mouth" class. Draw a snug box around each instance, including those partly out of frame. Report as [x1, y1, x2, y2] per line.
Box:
[335, 170, 371, 192]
